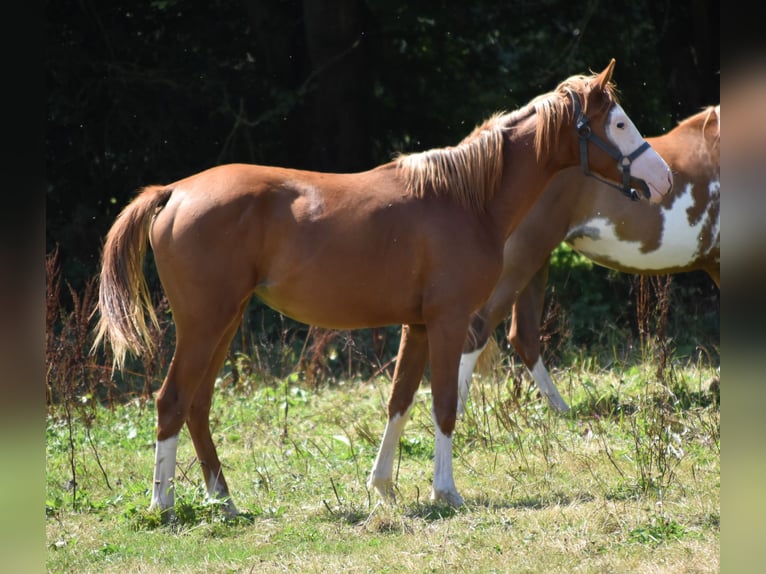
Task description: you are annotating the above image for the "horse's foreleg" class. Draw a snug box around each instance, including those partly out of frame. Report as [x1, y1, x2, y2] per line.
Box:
[151, 433, 179, 515]
[428, 315, 471, 507]
[185, 305, 247, 517]
[368, 324, 428, 503]
[458, 312, 489, 416]
[509, 263, 569, 413]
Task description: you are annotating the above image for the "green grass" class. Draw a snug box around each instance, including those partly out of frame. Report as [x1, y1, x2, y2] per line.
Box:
[46, 355, 719, 573]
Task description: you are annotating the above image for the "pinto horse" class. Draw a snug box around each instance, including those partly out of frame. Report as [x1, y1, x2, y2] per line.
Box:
[458, 105, 719, 414]
[93, 59, 672, 515]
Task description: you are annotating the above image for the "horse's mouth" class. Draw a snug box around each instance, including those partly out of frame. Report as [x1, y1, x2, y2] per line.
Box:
[646, 180, 670, 204]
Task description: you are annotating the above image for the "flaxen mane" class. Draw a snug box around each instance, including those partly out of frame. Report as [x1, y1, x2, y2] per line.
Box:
[396, 71, 618, 211]
[395, 114, 508, 212]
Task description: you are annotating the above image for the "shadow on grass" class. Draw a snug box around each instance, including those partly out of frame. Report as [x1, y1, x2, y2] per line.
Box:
[323, 490, 601, 532]
[467, 490, 596, 511]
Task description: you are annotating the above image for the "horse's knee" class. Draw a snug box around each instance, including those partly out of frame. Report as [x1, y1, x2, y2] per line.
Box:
[430, 363, 459, 434]
[432, 404, 456, 437]
[464, 313, 491, 353]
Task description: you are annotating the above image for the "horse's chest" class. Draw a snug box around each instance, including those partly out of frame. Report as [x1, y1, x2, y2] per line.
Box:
[566, 180, 720, 271]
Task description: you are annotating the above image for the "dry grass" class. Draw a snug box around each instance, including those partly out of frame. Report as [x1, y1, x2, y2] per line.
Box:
[46, 356, 719, 573]
[45, 242, 718, 572]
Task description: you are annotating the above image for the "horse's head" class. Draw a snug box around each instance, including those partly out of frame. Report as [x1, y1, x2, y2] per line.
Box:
[561, 59, 673, 204]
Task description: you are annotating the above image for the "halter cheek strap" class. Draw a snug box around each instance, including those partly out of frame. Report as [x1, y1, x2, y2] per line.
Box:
[569, 91, 652, 201]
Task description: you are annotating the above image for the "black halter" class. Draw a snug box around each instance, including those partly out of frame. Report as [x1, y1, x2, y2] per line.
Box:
[569, 91, 652, 201]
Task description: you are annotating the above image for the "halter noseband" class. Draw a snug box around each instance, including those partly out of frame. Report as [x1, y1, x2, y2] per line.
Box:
[569, 91, 651, 201]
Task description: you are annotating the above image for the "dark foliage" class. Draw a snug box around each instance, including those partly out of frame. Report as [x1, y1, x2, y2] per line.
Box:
[46, 1, 720, 394]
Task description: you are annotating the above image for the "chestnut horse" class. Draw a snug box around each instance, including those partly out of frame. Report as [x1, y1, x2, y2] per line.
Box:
[93, 60, 672, 515]
[458, 105, 719, 414]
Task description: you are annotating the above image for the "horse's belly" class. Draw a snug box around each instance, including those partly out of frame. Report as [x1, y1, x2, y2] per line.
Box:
[254, 280, 421, 330]
[568, 221, 705, 270]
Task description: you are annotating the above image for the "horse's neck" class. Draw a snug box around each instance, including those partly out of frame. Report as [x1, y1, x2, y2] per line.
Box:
[650, 121, 719, 181]
[489, 134, 569, 240]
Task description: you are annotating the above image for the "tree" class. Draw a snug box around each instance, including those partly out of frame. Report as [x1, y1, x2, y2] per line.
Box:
[47, 0, 719, 295]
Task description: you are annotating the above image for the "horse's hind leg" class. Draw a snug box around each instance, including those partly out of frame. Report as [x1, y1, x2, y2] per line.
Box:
[458, 312, 491, 416]
[368, 324, 429, 503]
[509, 263, 569, 413]
[150, 303, 245, 514]
[458, 258, 532, 415]
[185, 302, 248, 517]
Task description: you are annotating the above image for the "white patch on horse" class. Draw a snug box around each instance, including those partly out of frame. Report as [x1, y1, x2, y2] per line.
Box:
[529, 357, 570, 412]
[289, 181, 325, 220]
[206, 469, 238, 516]
[457, 347, 484, 416]
[605, 104, 672, 201]
[431, 414, 464, 506]
[566, 181, 717, 270]
[151, 435, 178, 511]
[368, 408, 412, 501]
[605, 104, 647, 158]
[705, 179, 721, 258]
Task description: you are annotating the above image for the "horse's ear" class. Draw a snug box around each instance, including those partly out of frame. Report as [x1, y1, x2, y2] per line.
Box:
[594, 58, 616, 91]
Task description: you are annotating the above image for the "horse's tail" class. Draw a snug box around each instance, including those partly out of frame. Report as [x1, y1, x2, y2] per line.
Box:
[92, 185, 173, 371]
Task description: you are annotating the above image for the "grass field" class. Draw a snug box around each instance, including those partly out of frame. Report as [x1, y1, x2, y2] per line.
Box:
[46, 354, 719, 573]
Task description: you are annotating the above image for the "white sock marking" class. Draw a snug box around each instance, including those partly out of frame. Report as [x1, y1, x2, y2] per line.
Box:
[206, 468, 238, 516]
[368, 408, 412, 499]
[431, 411, 463, 506]
[458, 347, 484, 415]
[529, 357, 570, 412]
[207, 469, 225, 499]
[151, 435, 178, 511]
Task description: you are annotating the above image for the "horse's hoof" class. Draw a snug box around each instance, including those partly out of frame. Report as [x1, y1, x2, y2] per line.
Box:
[545, 392, 570, 413]
[149, 504, 176, 523]
[368, 478, 397, 504]
[220, 499, 239, 518]
[550, 398, 571, 413]
[431, 488, 464, 508]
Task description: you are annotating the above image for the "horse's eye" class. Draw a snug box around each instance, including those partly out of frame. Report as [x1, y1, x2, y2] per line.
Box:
[616, 122, 625, 129]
